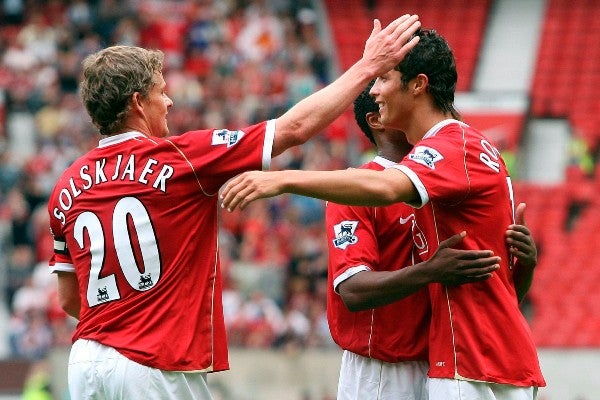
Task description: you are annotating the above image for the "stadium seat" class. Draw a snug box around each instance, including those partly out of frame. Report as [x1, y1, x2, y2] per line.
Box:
[530, 0, 600, 150]
[323, 0, 491, 91]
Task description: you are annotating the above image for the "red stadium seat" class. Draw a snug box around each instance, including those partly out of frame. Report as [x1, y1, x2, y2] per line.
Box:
[531, 0, 600, 136]
[323, 0, 491, 91]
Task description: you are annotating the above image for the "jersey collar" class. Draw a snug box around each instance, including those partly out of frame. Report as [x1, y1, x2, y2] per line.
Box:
[98, 131, 147, 148]
[373, 155, 397, 168]
[422, 119, 469, 140]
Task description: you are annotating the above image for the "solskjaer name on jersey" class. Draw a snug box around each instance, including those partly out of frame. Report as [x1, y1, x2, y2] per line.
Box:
[52, 153, 174, 225]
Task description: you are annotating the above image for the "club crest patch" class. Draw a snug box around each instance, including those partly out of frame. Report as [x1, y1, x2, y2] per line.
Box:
[409, 146, 443, 169]
[332, 220, 359, 249]
[211, 129, 245, 147]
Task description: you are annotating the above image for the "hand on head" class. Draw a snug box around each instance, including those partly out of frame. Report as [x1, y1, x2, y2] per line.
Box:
[362, 15, 421, 77]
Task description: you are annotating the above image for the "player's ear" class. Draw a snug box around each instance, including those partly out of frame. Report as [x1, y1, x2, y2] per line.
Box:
[413, 73, 429, 94]
[366, 111, 384, 131]
[130, 92, 144, 112]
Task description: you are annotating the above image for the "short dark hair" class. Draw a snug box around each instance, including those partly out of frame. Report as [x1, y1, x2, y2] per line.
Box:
[395, 29, 461, 120]
[353, 79, 378, 145]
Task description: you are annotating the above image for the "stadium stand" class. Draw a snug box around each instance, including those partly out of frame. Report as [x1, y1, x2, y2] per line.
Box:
[523, 179, 600, 346]
[531, 0, 600, 150]
[523, 0, 600, 346]
[324, 0, 491, 91]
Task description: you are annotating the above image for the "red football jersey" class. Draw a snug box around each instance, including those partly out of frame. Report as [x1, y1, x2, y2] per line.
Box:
[393, 120, 545, 387]
[326, 157, 431, 363]
[48, 121, 275, 372]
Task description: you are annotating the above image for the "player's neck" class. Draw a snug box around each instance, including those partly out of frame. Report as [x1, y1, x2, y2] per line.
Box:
[376, 135, 412, 163]
[121, 112, 152, 137]
[405, 108, 450, 144]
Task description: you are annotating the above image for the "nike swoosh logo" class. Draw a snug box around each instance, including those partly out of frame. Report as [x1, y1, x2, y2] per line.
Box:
[399, 215, 414, 224]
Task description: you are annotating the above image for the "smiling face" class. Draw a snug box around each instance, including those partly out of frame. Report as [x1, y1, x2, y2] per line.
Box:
[369, 70, 412, 132]
[140, 73, 173, 138]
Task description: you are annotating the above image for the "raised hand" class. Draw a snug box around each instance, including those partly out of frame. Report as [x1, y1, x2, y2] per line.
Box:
[361, 15, 421, 77]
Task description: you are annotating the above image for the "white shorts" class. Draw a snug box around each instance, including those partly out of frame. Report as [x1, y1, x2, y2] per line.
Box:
[428, 378, 538, 400]
[337, 350, 429, 400]
[68, 339, 214, 400]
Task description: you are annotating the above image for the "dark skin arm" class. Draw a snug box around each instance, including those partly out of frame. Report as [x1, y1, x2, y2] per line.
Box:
[338, 231, 500, 311]
[506, 202, 538, 303]
[339, 203, 538, 311]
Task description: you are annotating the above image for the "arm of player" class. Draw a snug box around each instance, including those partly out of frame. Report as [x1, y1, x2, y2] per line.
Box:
[271, 15, 421, 156]
[339, 232, 500, 311]
[56, 271, 81, 320]
[506, 202, 538, 303]
[221, 167, 419, 211]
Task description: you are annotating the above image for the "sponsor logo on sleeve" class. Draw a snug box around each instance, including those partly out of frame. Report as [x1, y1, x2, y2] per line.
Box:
[332, 220, 359, 249]
[409, 146, 443, 169]
[211, 129, 245, 147]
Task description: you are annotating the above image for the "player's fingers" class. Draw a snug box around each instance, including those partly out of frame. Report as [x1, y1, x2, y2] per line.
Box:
[505, 231, 533, 252]
[447, 269, 496, 286]
[506, 228, 529, 241]
[464, 272, 495, 282]
[509, 248, 528, 259]
[220, 186, 235, 210]
[404, 34, 420, 51]
[507, 224, 532, 237]
[454, 250, 497, 261]
[220, 187, 238, 211]
[380, 15, 410, 35]
[237, 187, 262, 211]
[506, 232, 531, 247]
[460, 263, 500, 276]
[462, 256, 501, 271]
[389, 14, 418, 38]
[220, 174, 245, 201]
[221, 176, 250, 211]
[437, 231, 466, 250]
[223, 184, 254, 212]
[515, 202, 527, 226]
[393, 16, 420, 48]
[369, 18, 382, 38]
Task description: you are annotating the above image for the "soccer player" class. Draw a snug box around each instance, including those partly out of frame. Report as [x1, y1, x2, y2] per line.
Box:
[46, 16, 427, 399]
[221, 29, 546, 399]
[328, 82, 539, 400]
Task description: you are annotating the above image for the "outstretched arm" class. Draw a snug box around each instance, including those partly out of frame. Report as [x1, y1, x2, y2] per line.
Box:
[272, 15, 421, 156]
[506, 202, 538, 302]
[339, 232, 500, 311]
[221, 167, 419, 211]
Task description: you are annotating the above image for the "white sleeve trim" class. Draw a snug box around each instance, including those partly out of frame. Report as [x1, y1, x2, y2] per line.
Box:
[333, 265, 371, 293]
[262, 119, 276, 170]
[392, 164, 429, 208]
[50, 262, 75, 273]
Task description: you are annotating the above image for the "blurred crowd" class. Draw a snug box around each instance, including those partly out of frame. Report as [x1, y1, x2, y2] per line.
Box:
[0, 0, 371, 362]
